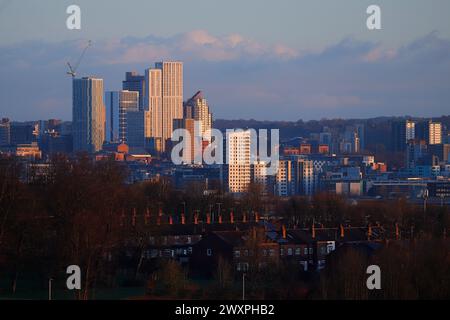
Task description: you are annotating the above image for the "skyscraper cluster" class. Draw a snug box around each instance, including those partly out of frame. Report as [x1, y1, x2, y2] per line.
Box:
[72, 61, 213, 154]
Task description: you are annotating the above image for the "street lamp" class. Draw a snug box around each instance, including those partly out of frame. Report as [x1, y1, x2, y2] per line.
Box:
[216, 203, 222, 224]
[242, 273, 246, 301]
[181, 201, 186, 215]
[423, 188, 429, 214]
[48, 278, 53, 300]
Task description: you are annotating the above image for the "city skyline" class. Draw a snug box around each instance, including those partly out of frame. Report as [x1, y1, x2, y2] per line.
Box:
[1, 1, 450, 121]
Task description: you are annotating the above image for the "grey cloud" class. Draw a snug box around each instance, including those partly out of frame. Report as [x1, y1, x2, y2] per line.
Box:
[0, 32, 449, 121]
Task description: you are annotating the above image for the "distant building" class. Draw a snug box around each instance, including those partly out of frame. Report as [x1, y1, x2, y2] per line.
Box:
[252, 161, 271, 195]
[126, 110, 150, 149]
[275, 158, 315, 196]
[2, 142, 42, 159]
[122, 71, 146, 109]
[428, 144, 450, 165]
[416, 120, 442, 145]
[406, 140, 428, 168]
[105, 90, 140, 144]
[391, 119, 415, 152]
[184, 91, 213, 142]
[226, 130, 252, 193]
[0, 118, 10, 146]
[72, 77, 105, 153]
[105, 91, 120, 143]
[173, 118, 201, 164]
[10, 122, 35, 145]
[156, 61, 183, 148]
[145, 68, 162, 138]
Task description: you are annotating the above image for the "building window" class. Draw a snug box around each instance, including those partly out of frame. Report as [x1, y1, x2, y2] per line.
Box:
[295, 248, 301, 256]
[287, 248, 293, 256]
[234, 250, 241, 258]
[206, 249, 212, 256]
[304, 248, 308, 255]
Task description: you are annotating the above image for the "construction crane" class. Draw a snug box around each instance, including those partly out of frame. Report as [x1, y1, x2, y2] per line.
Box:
[66, 40, 92, 79]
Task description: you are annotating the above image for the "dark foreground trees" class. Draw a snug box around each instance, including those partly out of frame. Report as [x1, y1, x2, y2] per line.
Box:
[315, 240, 450, 300]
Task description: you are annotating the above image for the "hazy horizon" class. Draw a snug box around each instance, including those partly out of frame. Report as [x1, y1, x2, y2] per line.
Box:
[1, 0, 450, 121]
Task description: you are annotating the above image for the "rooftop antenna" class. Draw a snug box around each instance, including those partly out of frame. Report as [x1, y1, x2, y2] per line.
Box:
[66, 40, 92, 79]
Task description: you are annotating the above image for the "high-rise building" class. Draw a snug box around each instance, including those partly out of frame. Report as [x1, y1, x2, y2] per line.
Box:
[355, 123, 365, 151]
[173, 118, 202, 164]
[105, 91, 139, 143]
[10, 123, 35, 145]
[122, 71, 146, 109]
[155, 61, 183, 147]
[226, 130, 252, 193]
[117, 91, 139, 143]
[251, 160, 271, 195]
[184, 91, 212, 142]
[0, 118, 11, 146]
[406, 140, 428, 168]
[126, 110, 151, 149]
[391, 119, 415, 152]
[72, 77, 105, 153]
[417, 120, 442, 145]
[145, 68, 162, 138]
[275, 158, 315, 196]
[105, 91, 119, 143]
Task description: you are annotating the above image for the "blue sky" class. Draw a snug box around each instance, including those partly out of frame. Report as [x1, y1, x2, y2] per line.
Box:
[0, 0, 450, 121]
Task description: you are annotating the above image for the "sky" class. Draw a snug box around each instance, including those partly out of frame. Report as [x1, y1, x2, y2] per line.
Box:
[0, 0, 449, 121]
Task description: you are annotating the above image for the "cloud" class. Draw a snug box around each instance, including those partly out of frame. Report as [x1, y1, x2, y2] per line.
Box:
[0, 31, 449, 121]
[49, 30, 301, 65]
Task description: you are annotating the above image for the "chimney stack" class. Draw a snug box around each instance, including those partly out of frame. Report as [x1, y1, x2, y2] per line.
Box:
[169, 216, 173, 225]
[340, 224, 345, 238]
[282, 225, 287, 239]
[230, 211, 234, 224]
[181, 214, 186, 225]
[255, 212, 259, 223]
[144, 208, 150, 225]
[218, 214, 223, 224]
[367, 225, 372, 241]
[120, 209, 126, 227]
[395, 223, 400, 240]
[207, 213, 211, 224]
[194, 213, 199, 225]
[312, 224, 316, 239]
[243, 213, 247, 223]
[132, 208, 137, 226]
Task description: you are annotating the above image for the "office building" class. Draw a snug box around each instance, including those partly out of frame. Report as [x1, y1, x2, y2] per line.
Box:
[391, 119, 415, 152]
[126, 110, 150, 149]
[105, 91, 119, 143]
[105, 90, 140, 143]
[72, 77, 105, 153]
[122, 71, 145, 109]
